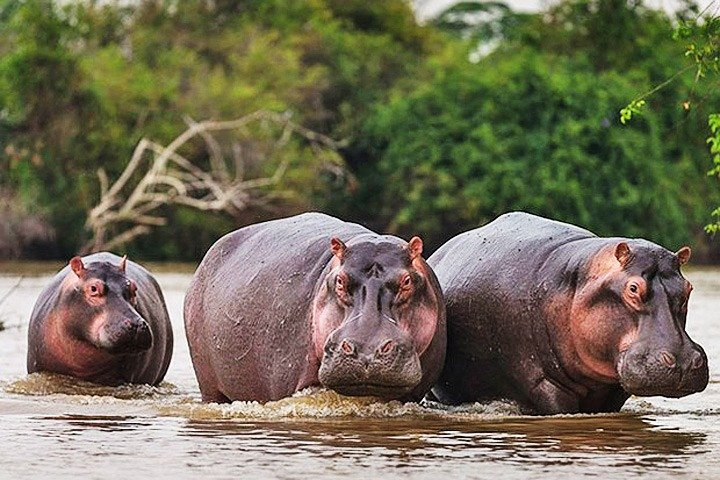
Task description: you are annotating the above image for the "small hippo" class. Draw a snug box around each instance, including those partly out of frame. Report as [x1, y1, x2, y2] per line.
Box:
[27, 252, 173, 385]
[184, 212, 446, 403]
[428, 212, 708, 414]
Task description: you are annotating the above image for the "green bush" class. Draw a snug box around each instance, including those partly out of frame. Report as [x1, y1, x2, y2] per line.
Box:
[340, 1, 720, 254]
[0, 0, 435, 259]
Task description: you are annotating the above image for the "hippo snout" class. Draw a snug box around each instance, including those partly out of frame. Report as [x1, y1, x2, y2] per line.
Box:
[318, 335, 422, 399]
[618, 343, 708, 397]
[99, 317, 153, 354]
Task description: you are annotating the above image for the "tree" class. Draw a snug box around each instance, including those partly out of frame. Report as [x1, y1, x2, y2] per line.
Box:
[338, 0, 720, 256]
[0, 0, 438, 259]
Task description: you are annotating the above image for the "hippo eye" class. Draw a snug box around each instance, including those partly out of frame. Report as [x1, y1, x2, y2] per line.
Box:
[626, 279, 645, 302]
[88, 282, 104, 297]
[401, 274, 413, 289]
[335, 276, 345, 291]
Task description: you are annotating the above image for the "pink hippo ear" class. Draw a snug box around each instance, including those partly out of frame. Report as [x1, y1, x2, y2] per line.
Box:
[406, 236, 423, 261]
[330, 237, 347, 260]
[676, 246, 692, 266]
[118, 255, 128, 273]
[69, 256, 85, 278]
[614, 242, 631, 268]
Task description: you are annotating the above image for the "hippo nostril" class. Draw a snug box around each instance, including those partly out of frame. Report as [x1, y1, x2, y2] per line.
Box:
[361, 355, 372, 372]
[660, 351, 677, 369]
[377, 340, 395, 356]
[340, 339, 355, 356]
[690, 350, 705, 370]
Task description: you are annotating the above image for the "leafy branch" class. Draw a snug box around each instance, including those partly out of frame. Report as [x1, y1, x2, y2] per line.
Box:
[621, 3, 720, 234]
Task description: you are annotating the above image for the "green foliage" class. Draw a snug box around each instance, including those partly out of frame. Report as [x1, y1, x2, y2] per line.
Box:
[674, 10, 720, 79]
[707, 113, 720, 233]
[339, 0, 720, 253]
[0, 0, 99, 254]
[620, 99, 647, 124]
[353, 52, 694, 249]
[0, 0, 436, 259]
[621, 3, 720, 237]
[679, 12, 720, 236]
[2, 0, 720, 260]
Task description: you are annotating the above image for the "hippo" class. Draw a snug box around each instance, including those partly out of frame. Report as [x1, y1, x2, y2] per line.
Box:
[184, 212, 446, 403]
[27, 252, 173, 385]
[428, 212, 708, 414]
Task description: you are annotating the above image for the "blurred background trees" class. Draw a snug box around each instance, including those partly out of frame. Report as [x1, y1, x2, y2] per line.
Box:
[0, 0, 718, 261]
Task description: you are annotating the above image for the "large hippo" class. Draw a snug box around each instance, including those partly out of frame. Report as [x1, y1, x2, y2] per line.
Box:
[428, 212, 708, 414]
[184, 212, 446, 403]
[27, 252, 173, 385]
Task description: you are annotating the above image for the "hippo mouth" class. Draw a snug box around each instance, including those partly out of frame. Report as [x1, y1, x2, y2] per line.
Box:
[326, 382, 416, 399]
[318, 355, 423, 399]
[616, 349, 708, 398]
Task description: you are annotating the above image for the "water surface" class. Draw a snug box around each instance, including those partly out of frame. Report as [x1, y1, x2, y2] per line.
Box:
[1, 264, 719, 479]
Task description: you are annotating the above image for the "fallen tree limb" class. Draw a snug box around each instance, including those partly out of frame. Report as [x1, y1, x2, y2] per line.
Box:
[83, 110, 345, 253]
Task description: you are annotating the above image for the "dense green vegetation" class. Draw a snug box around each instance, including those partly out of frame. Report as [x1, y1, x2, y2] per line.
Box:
[1, 0, 718, 261]
[345, 1, 720, 256]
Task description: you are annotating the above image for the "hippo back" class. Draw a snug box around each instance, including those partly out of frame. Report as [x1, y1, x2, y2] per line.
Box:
[428, 212, 599, 404]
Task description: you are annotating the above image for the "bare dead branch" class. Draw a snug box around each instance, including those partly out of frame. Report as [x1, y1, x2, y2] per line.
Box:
[82, 110, 345, 253]
[184, 115, 230, 183]
[98, 169, 109, 197]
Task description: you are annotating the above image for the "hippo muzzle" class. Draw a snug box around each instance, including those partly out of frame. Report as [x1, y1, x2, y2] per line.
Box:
[93, 311, 153, 355]
[318, 320, 422, 398]
[617, 341, 708, 397]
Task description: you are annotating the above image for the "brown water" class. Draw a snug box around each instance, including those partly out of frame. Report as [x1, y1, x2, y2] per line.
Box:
[1, 264, 719, 479]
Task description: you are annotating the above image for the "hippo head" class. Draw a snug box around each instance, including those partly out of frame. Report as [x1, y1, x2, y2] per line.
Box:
[570, 241, 708, 398]
[63, 256, 152, 355]
[313, 236, 442, 399]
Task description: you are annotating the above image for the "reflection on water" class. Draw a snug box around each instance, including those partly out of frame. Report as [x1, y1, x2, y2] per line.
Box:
[1, 266, 720, 478]
[0, 411, 707, 479]
[180, 414, 706, 461]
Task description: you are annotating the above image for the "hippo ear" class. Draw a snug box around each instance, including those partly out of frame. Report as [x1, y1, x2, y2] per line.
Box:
[614, 242, 631, 268]
[118, 255, 128, 273]
[676, 246, 692, 266]
[406, 236, 423, 261]
[330, 237, 346, 260]
[69, 256, 85, 278]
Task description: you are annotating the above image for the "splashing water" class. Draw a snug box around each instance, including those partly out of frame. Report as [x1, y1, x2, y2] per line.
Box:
[5, 372, 179, 399]
[3, 373, 523, 421]
[155, 387, 523, 421]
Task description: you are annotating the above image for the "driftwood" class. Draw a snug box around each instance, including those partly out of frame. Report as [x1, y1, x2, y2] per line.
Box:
[83, 110, 344, 253]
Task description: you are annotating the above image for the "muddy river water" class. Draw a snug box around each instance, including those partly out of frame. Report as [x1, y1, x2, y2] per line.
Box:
[1, 263, 719, 479]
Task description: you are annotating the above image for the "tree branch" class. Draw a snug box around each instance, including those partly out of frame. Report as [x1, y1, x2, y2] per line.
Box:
[82, 110, 344, 253]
